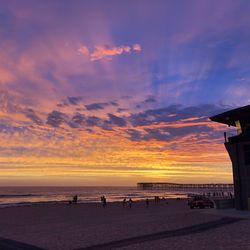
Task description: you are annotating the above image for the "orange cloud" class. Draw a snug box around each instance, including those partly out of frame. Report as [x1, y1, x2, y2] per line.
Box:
[78, 44, 142, 61]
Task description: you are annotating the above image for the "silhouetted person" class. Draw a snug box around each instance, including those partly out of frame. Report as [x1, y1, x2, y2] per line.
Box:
[146, 198, 149, 208]
[123, 198, 126, 207]
[128, 198, 132, 208]
[155, 196, 160, 203]
[102, 196, 107, 208]
[73, 195, 78, 204]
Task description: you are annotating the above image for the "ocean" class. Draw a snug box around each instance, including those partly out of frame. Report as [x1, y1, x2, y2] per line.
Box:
[0, 186, 190, 208]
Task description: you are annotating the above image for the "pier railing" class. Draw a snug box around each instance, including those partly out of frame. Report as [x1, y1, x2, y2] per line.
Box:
[137, 182, 234, 191]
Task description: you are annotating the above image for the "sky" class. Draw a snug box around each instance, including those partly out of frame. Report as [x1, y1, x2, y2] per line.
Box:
[0, 0, 250, 186]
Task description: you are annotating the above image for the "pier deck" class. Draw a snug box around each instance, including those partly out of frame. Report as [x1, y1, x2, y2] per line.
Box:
[137, 182, 233, 191]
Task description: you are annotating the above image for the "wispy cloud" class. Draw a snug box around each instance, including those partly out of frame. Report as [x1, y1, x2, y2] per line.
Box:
[78, 44, 142, 61]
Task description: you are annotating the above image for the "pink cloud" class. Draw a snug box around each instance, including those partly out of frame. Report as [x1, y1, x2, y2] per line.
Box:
[78, 44, 142, 61]
[78, 46, 89, 56]
[133, 44, 142, 52]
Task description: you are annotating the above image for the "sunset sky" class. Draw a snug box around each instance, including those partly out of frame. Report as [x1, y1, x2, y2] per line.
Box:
[1, 0, 250, 186]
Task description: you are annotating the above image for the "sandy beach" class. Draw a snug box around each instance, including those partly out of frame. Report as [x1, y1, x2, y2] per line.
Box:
[0, 199, 249, 250]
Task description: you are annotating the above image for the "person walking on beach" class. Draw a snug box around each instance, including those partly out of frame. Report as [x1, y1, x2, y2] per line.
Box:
[146, 198, 149, 208]
[128, 198, 133, 208]
[100, 196, 106, 207]
[123, 198, 126, 207]
[73, 195, 78, 204]
[102, 196, 107, 208]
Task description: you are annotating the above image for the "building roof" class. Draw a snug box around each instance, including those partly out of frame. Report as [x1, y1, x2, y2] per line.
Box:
[210, 105, 250, 127]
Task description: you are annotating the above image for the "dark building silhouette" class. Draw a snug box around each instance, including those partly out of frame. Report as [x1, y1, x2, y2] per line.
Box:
[210, 105, 250, 210]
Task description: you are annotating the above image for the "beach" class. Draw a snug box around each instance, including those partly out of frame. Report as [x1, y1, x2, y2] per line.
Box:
[0, 199, 249, 250]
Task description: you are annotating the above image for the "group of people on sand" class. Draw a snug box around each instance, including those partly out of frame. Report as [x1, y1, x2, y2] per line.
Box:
[122, 197, 167, 208]
[69, 195, 168, 207]
[154, 196, 169, 203]
[122, 198, 133, 208]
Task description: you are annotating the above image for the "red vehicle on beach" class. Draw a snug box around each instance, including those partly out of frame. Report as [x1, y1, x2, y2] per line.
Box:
[188, 195, 214, 209]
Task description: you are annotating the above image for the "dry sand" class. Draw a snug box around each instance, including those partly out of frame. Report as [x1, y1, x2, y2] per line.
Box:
[0, 199, 248, 250]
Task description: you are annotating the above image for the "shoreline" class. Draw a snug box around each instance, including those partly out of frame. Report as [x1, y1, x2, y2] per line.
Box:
[0, 197, 182, 209]
[0, 186, 232, 210]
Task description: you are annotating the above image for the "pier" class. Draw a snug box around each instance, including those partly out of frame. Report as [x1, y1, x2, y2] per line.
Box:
[137, 182, 234, 191]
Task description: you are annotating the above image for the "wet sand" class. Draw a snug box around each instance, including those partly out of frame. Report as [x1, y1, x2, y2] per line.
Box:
[0, 199, 248, 250]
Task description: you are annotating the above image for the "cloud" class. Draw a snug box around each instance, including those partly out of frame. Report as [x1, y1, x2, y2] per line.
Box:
[69, 113, 86, 128]
[107, 113, 127, 127]
[67, 96, 82, 105]
[133, 44, 142, 52]
[71, 113, 85, 124]
[78, 46, 89, 56]
[0, 123, 28, 135]
[86, 116, 103, 127]
[90, 45, 130, 61]
[24, 108, 43, 125]
[78, 44, 142, 61]
[117, 108, 128, 113]
[125, 129, 144, 141]
[124, 103, 234, 142]
[144, 95, 157, 104]
[85, 101, 118, 110]
[109, 101, 118, 106]
[57, 96, 83, 107]
[47, 111, 68, 127]
[0, 91, 21, 114]
[145, 125, 214, 141]
[129, 104, 231, 127]
[125, 120, 222, 143]
[136, 95, 157, 109]
[85, 103, 107, 110]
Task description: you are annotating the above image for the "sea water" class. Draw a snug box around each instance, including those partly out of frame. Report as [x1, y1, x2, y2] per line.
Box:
[0, 186, 190, 207]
